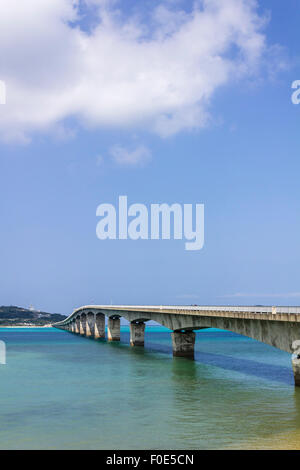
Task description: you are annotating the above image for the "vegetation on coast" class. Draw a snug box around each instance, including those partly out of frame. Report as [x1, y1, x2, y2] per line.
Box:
[0, 306, 66, 326]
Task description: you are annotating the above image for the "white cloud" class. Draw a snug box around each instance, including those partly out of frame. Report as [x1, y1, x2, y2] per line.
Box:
[0, 0, 273, 142]
[109, 144, 151, 166]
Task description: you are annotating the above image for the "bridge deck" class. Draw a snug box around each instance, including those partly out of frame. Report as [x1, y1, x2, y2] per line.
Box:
[56, 305, 300, 326]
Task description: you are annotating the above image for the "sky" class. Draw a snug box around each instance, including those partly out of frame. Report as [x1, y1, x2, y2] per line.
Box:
[0, 0, 300, 314]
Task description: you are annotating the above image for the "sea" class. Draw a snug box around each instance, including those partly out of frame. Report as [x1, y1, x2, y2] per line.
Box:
[0, 326, 300, 450]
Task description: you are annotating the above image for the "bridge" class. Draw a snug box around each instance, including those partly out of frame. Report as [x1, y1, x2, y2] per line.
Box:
[53, 305, 300, 386]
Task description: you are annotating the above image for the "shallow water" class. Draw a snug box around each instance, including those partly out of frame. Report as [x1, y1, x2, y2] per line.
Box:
[0, 326, 299, 450]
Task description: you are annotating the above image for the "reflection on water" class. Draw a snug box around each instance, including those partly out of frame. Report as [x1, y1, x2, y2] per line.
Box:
[0, 327, 299, 449]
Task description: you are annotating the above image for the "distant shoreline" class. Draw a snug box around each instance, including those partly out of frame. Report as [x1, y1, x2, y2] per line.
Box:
[0, 325, 52, 328]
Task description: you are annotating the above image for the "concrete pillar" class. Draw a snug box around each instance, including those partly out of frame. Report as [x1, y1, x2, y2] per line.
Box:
[107, 317, 120, 341]
[171, 330, 195, 358]
[130, 322, 145, 347]
[75, 317, 80, 334]
[70, 322, 75, 333]
[292, 340, 300, 386]
[79, 314, 87, 336]
[86, 312, 95, 337]
[94, 313, 105, 339]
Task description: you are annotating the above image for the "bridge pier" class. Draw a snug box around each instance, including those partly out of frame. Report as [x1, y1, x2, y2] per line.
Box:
[70, 321, 75, 333]
[79, 314, 87, 336]
[130, 322, 145, 347]
[107, 317, 120, 341]
[75, 317, 80, 334]
[86, 312, 95, 337]
[171, 330, 195, 358]
[94, 313, 105, 339]
[292, 340, 300, 386]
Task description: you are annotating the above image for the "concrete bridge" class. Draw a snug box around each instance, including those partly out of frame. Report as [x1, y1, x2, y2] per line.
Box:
[53, 305, 300, 386]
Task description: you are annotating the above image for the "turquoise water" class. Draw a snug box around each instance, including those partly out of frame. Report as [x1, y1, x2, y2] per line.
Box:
[0, 326, 300, 450]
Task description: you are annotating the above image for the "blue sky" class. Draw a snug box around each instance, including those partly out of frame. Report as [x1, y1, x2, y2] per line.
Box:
[1, 0, 300, 314]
